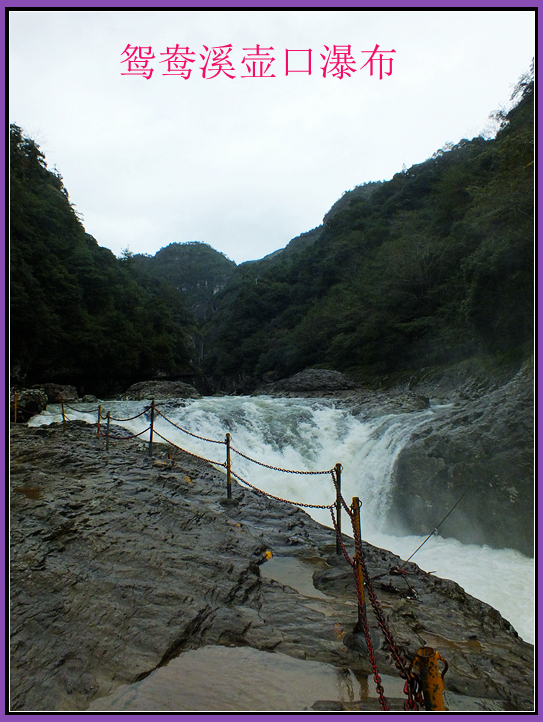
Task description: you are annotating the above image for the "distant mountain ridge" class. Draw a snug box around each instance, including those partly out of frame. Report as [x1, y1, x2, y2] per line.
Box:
[10, 66, 533, 395]
[131, 242, 236, 321]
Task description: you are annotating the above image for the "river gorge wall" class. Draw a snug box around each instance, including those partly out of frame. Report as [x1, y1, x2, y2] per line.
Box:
[386, 365, 534, 557]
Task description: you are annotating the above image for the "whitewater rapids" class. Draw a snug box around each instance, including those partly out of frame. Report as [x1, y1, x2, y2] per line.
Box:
[30, 395, 535, 645]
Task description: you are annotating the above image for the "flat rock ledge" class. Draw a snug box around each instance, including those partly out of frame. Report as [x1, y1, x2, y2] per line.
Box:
[10, 422, 534, 712]
[124, 380, 201, 400]
[255, 369, 361, 398]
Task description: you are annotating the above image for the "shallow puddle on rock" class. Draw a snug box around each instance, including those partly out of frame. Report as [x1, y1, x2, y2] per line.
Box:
[260, 556, 329, 599]
[88, 645, 400, 712]
[13, 487, 43, 499]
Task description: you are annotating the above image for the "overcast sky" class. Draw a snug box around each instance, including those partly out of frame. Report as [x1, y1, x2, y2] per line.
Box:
[9, 9, 535, 264]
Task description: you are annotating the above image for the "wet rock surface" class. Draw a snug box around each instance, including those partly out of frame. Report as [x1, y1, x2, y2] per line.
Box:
[257, 363, 533, 556]
[36, 383, 79, 404]
[10, 422, 533, 712]
[10, 387, 48, 422]
[124, 380, 201, 400]
[255, 369, 361, 397]
[385, 367, 534, 556]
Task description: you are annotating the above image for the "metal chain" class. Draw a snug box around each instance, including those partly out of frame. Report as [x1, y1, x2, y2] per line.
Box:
[32, 397, 428, 711]
[154, 408, 226, 444]
[153, 430, 227, 468]
[230, 445, 334, 475]
[353, 531, 420, 710]
[357, 598, 389, 711]
[331, 468, 353, 515]
[105, 426, 151, 440]
[348, 503, 388, 711]
[13, 406, 35, 416]
[64, 403, 101, 414]
[108, 407, 152, 422]
[329, 505, 354, 566]
[230, 469, 335, 510]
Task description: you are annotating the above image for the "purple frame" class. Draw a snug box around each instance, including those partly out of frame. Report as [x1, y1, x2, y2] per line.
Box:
[3, 4, 539, 722]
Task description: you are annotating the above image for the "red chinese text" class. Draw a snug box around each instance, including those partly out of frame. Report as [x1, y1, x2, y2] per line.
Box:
[241, 44, 276, 77]
[360, 44, 396, 79]
[120, 45, 155, 80]
[200, 44, 236, 79]
[121, 44, 397, 80]
[285, 49, 312, 75]
[160, 45, 196, 78]
[321, 44, 357, 79]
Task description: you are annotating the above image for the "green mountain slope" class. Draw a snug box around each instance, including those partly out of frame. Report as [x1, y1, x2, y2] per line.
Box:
[131, 242, 236, 321]
[10, 125, 194, 393]
[10, 67, 533, 395]
[202, 72, 533, 386]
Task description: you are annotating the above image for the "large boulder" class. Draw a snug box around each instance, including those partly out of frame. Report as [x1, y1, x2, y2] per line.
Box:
[10, 387, 48, 423]
[124, 380, 201, 400]
[256, 369, 360, 397]
[35, 383, 79, 404]
[386, 368, 534, 556]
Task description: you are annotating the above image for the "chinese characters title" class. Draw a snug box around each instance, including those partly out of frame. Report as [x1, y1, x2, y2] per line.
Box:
[120, 44, 396, 80]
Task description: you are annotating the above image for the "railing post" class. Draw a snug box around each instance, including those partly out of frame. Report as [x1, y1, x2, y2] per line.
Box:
[335, 462, 342, 554]
[106, 411, 111, 452]
[409, 647, 448, 711]
[97, 405, 101, 438]
[13, 389, 17, 424]
[61, 401, 66, 431]
[226, 433, 232, 499]
[351, 496, 365, 619]
[148, 399, 155, 458]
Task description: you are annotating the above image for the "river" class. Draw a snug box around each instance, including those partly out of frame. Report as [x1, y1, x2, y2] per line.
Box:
[30, 395, 534, 645]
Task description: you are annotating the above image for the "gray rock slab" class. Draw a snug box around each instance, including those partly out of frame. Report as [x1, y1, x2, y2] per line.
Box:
[10, 421, 534, 712]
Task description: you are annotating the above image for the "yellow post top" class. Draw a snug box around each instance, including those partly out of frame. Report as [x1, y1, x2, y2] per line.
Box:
[411, 646, 448, 711]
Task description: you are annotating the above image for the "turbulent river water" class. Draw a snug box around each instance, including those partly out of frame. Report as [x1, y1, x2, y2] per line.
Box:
[30, 395, 534, 645]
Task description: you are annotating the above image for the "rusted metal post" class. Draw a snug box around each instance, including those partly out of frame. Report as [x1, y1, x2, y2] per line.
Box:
[226, 433, 232, 499]
[13, 389, 17, 424]
[61, 401, 66, 431]
[148, 400, 155, 457]
[410, 647, 448, 711]
[351, 497, 365, 618]
[335, 462, 342, 554]
[106, 411, 111, 452]
[97, 405, 102, 438]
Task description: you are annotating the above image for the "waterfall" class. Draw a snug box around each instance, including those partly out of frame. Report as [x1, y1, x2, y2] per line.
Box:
[30, 395, 534, 644]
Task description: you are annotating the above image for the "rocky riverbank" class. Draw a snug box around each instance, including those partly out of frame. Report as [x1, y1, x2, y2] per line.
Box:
[10, 421, 534, 712]
[253, 365, 534, 557]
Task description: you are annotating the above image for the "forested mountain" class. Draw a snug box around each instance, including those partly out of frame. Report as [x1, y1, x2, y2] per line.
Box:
[130, 242, 236, 321]
[10, 67, 533, 395]
[10, 125, 195, 394]
[201, 71, 534, 387]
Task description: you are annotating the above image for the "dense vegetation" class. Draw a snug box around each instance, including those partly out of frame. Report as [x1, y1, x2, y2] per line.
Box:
[10, 124, 194, 394]
[130, 243, 236, 321]
[10, 67, 533, 394]
[202, 70, 534, 386]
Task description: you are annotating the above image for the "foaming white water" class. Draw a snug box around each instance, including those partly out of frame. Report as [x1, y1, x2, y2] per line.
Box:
[30, 396, 534, 644]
